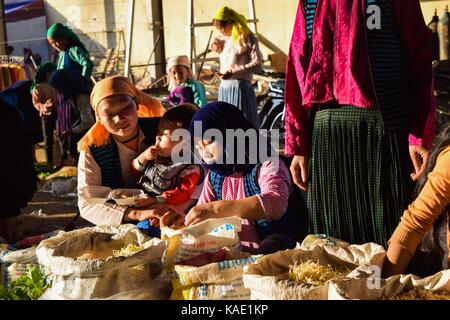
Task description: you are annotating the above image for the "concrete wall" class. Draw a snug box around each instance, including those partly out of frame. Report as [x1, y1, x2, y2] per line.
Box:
[6, 16, 49, 61]
[162, 0, 299, 63]
[44, 0, 162, 80]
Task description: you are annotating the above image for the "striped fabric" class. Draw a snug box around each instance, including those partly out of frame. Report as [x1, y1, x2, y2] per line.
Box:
[90, 139, 122, 189]
[308, 106, 414, 247]
[304, 0, 318, 38]
[90, 117, 161, 189]
[209, 170, 225, 200]
[243, 165, 261, 197]
[365, 0, 411, 134]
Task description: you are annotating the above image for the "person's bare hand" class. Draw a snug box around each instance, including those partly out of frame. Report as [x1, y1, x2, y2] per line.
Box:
[290, 155, 309, 191]
[35, 99, 53, 116]
[160, 211, 185, 228]
[409, 145, 429, 181]
[124, 203, 173, 222]
[138, 145, 160, 165]
[185, 202, 224, 226]
[211, 38, 224, 53]
[217, 70, 233, 80]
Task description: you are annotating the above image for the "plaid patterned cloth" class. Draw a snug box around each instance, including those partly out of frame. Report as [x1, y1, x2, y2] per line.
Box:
[308, 105, 414, 247]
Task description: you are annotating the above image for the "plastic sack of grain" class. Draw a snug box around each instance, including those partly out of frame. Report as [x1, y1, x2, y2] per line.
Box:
[160, 217, 241, 266]
[300, 234, 351, 249]
[328, 269, 450, 300]
[36, 224, 167, 299]
[166, 250, 261, 300]
[242, 240, 386, 300]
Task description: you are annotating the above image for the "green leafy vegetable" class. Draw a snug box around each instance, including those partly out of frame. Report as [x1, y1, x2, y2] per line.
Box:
[34, 162, 58, 180]
[0, 264, 51, 300]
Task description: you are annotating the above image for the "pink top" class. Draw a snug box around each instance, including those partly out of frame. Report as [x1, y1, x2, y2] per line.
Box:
[214, 33, 263, 82]
[197, 158, 291, 253]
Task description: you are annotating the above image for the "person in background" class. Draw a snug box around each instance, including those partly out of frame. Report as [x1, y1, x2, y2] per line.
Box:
[0, 98, 37, 242]
[24, 48, 42, 69]
[77, 76, 176, 227]
[48, 69, 95, 165]
[383, 122, 450, 277]
[47, 23, 93, 82]
[46, 23, 95, 164]
[166, 55, 207, 108]
[131, 104, 205, 236]
[211, 6, 263, 128]
[31, 62, 57, 164]
[0, 80, 43, 162]
[168, 86, 196, 107]
[285, 0, 435, 247]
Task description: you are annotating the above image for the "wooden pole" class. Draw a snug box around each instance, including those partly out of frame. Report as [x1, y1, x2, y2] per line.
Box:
[124, 0, 135, 78]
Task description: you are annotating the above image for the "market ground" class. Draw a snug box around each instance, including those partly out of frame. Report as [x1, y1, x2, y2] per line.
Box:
[11, 147, 93, 243]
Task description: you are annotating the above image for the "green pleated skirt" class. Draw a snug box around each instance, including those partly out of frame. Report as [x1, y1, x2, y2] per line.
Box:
[308, 106, 414, 247]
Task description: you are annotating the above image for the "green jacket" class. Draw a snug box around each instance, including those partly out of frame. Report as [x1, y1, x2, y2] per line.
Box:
[181, 78, 207, 107]
[57, 46, 93, 79]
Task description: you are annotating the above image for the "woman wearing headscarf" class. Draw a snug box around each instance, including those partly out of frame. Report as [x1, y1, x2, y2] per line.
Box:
[77, 76, 173, 227]
[46, 22, 94, 164]
[166, 55, 207, 107]
[186, 102, 307, 254]
[211, 6, 263, 128]
[47, 23, 93, 81]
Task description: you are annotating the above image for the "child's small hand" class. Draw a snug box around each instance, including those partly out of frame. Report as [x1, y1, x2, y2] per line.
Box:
[138, 145, 160, 164]
[149, 218, 160, 227]
[160, 211, 186, 228]
[133, 196, 156, 208]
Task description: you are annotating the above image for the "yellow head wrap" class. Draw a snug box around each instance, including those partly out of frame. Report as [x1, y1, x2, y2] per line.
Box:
[213, 6, 252, 44]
